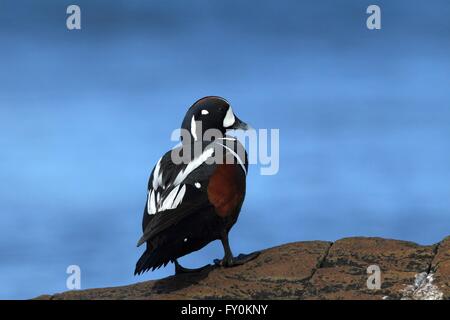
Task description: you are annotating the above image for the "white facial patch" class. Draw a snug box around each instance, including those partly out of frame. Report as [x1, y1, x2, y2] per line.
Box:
[201, 109, 209, 115]
[190, 115, 198, 141]
[195, 182, 201, 189]
[223, 106, 236, 128]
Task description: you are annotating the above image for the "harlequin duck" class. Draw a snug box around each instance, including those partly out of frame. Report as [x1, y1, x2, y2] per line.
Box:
[135, 96, 260, 275]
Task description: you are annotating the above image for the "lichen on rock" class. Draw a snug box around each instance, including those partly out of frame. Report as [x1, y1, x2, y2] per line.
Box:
[398, 272, 443, 300]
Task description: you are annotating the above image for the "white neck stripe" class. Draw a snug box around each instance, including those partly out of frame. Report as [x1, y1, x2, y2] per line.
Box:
[215, 141, 247, 175]
[190, 115, 198, 141]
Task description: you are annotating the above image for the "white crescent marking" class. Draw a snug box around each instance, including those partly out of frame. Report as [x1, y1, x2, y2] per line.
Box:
[223, 106, 235, 128]
[214, 141, 247, 175]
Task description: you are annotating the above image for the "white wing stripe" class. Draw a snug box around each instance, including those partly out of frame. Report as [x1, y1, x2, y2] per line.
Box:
[174, 147, 214, 185]
[172, 184, 186, 209]
[159, 185, 180, 211]
[152, 158, 163, 190]
[148, 190, 157, 215]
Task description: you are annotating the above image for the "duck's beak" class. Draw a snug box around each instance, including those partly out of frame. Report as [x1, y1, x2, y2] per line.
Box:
[230, 116, 251, 131]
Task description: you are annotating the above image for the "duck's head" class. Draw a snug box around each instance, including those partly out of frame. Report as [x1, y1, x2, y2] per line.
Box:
[180, 96, 249, 142]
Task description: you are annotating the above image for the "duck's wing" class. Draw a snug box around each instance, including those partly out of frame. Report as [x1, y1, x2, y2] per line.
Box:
[138, 139, 248, 247]
[137, 185, 211, 247]
[138, 145, 217, 246]
[141, 150, 174, 232]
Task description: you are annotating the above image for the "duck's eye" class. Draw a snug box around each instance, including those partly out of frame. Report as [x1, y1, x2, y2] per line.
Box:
[201, 110, 209, 115]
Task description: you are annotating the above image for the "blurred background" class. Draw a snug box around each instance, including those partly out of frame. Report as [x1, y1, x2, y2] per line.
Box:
[0, 0, 449, 299]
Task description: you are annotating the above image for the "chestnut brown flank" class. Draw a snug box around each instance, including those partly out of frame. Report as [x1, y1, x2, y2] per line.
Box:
[207, 164, 245, 218]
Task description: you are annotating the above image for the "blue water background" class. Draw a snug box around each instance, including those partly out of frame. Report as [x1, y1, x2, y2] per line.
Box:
[0, 0, 449, 299]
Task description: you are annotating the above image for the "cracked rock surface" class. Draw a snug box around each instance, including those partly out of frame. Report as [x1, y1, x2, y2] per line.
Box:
[35, 236, 449, 300]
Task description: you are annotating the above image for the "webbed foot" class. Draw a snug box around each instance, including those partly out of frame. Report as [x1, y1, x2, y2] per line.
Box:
[174, 260, 212, 275]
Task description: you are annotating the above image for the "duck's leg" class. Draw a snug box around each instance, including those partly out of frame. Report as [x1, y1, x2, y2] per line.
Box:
[214, 231, 260, 267]
[174, 260, 212, 275]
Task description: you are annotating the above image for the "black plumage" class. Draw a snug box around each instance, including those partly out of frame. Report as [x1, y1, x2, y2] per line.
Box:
[135, 96, 259, 275]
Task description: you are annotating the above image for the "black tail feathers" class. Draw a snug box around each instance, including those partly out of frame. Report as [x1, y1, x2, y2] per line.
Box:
[134, 248, 172, 275]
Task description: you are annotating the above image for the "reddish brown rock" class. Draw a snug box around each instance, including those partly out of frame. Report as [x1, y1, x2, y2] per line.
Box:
[35, 236, 449, 300]
[307, 237, 436, 300]
[432, 236, 450, 299]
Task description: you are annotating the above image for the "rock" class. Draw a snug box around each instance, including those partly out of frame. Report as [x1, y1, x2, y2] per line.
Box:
[431, 236, 450, 299]
[310, 237, 437, 299]
[36, 236, 449, 300]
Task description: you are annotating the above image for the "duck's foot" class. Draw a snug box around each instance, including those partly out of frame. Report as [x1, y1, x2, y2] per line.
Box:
[214, 251, 260, 267]
[174, 260, 212, 275]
